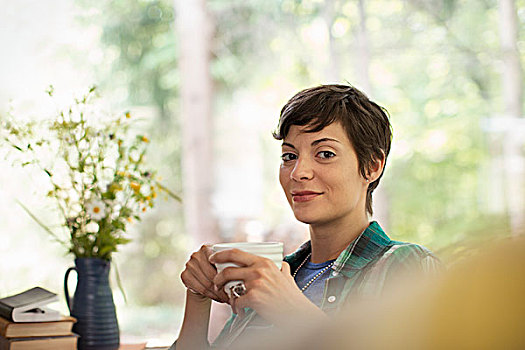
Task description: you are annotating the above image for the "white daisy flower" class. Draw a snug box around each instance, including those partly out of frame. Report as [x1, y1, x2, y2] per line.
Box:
[85, 199, 107, 221]
[85, 221, 99, 233]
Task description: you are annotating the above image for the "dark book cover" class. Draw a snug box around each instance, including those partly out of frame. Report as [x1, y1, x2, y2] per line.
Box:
[0, 288, 59, 322]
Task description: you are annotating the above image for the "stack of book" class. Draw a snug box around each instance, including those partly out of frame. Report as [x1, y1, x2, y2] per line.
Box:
[0, 287, 77, 350]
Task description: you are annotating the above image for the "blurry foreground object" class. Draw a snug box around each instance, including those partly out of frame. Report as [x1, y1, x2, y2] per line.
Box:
[232, 235, 525, 350]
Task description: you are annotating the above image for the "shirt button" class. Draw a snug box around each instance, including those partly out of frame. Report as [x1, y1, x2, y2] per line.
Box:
[327, 295, 336, 303]
[332, 271, 339, 277]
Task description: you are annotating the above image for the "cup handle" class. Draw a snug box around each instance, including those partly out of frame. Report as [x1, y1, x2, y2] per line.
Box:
[64, 266, 77, 313]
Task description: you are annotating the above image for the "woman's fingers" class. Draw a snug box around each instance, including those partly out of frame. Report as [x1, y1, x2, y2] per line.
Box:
[281, 261, 291, 274]
[214, 284, 230, 302]
[210, 249, 277, 286]
[208, 248, 293, 315]
[198, 245, 220, 282]
[229, 294, 246, 318]
[213, 266, 249, 290]
[181, 245, 229, 303]
[214, 256, 316, 326]
[209, 248, 259, 267]
[213, 262, 277, 292]
[181, 268, 220, 301]
[195, 246, 231, 301]
[185, 258, 215, 289]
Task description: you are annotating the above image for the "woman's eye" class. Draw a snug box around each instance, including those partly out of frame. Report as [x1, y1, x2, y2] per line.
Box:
[318, 151, 336, 159]
[281, 153, 297, 162]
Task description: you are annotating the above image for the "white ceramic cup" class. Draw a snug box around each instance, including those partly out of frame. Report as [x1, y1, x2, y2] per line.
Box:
[211, 242, 284, 297]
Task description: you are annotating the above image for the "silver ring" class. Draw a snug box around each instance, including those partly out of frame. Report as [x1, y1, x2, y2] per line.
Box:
[231, 282, 247, 298]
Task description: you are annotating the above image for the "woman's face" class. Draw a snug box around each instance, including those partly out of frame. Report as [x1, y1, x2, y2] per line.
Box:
[279, 122, 369, 226]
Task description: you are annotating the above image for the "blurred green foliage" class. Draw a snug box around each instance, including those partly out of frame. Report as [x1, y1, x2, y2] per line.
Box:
[74, 0, 523, 311]
[76, 0, 186, 306]
[78, 0, 178, 120]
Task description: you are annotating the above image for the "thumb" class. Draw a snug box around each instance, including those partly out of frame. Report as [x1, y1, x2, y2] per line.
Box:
[281, 261, 291, 275]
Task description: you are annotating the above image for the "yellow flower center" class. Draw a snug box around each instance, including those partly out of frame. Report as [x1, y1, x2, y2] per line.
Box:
[130, 182, 141, 191]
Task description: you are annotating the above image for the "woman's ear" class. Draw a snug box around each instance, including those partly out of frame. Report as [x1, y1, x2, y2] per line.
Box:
[367, 150, 386, 182]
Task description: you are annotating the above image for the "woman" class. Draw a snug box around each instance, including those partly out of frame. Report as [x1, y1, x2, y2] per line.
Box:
[175, 84, 441, 349]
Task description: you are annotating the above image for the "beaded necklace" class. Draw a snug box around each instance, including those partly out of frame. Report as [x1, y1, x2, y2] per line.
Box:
[292, 253, 334, 292]
[293, 232, 364, 293]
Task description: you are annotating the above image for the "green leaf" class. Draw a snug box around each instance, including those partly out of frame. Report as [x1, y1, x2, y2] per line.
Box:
[16, 200, 67, 246]
[112, 259, 128, 304]
[99, 245, 115, 257]
[116, 237, 132, 245]
[101, 191, 116, 200]
[112, 220, 125, 231]
[155, 181, 182, 202]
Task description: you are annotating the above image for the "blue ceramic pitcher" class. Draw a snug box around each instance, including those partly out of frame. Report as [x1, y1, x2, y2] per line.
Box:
[65, 258, 120, 350]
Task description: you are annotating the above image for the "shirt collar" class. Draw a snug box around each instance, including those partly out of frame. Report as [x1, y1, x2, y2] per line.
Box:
[284, 221, 393, 278]
[284, 240, 312, 273]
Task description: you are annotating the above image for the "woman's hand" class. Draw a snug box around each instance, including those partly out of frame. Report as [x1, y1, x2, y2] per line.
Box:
[209, 249, 326, 326]
[180, 244, 229, 303]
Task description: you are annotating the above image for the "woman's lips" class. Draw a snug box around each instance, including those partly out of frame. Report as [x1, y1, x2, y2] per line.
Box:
[291, 191, 322, 202]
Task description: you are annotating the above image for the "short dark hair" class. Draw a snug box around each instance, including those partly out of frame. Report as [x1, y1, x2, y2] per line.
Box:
[273, 84, 392, 215]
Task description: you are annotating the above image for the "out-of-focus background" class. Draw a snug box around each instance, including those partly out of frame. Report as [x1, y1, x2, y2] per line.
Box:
[0, 0, 523, 345]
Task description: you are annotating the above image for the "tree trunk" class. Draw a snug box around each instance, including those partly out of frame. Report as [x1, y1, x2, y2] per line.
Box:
[174, 0, 219, 246]
[174, 0, 226, 343]
[499, 0, 524, 236]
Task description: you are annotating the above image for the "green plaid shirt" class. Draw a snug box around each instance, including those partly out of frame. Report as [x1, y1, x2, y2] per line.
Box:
[212, 221, 441, 348]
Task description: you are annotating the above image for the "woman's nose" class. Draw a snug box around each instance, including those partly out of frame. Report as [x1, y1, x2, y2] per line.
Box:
[290, 158, 314, 181]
